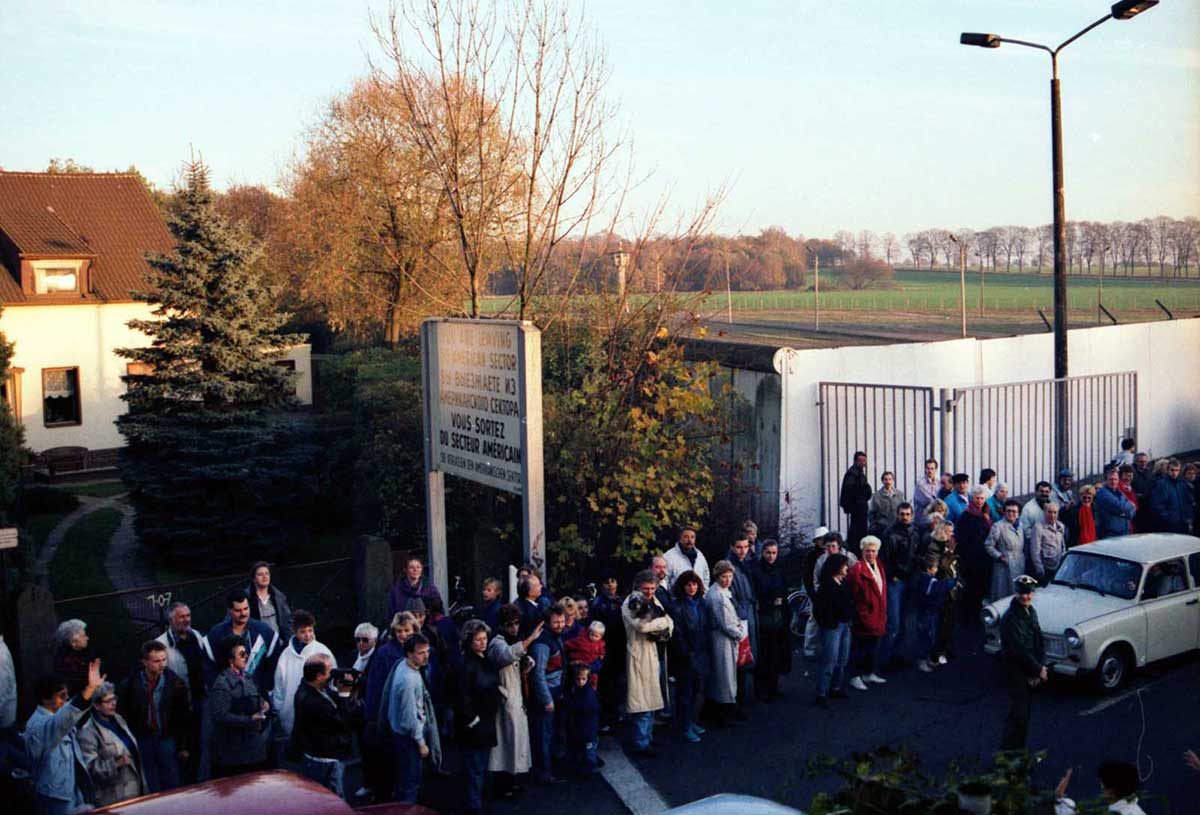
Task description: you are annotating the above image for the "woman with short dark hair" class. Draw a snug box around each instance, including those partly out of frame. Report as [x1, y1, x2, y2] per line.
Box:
[813, 554, 854, 709]
[457, 620, 498, 815]
[668, 570, 709, 741]
[247, 561, 294, 644]
[209, 638, 271, 778]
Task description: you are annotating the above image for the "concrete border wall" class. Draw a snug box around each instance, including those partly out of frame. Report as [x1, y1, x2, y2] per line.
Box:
[772, 318, 1200, 541]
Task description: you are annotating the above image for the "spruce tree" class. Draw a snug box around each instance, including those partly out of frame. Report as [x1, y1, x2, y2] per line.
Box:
[0, 314, 27, 521]
[117, 160, 307, 570]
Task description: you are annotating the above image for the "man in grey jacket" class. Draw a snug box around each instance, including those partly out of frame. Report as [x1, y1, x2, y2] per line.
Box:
[25, 658, 105, 815]
[380, 633, 437, 803]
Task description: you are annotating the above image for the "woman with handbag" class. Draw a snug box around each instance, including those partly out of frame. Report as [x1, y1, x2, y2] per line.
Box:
[703, 561, 746, 728]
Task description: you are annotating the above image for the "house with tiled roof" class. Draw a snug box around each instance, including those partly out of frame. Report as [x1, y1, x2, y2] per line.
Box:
[0, 171, 311, 461]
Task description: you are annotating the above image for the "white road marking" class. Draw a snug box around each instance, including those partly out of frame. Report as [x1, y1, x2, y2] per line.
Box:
[1078, 673, 1172, 717]
[598, 743, 670, 815]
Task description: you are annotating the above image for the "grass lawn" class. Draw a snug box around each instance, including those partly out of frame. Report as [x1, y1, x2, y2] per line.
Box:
[65, 481, 128, 499]
[687, 269, 1200, 315]
[49, 507, 123, 599]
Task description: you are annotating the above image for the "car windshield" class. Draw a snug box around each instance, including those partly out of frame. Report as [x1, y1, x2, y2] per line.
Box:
[1052, 552, 1142, 600]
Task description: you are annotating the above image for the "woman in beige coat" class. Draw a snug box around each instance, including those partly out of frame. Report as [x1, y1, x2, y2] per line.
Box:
[622, 570, 674, 754]
[77, 681, 147, 807]
[486, 604, 543, 798]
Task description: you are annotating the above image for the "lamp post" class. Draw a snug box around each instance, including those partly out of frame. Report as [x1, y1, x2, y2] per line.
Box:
[961, 0, 1158, 472]
[949, 234, 967, 338]
[812, 250, 820, 331]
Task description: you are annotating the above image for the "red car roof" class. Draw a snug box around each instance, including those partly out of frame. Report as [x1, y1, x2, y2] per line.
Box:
[92, 770, 438, 815]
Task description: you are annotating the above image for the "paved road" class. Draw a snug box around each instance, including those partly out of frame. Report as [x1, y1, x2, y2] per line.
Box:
[621, 630, 1197, 815]
[362, 627, 1196, 814]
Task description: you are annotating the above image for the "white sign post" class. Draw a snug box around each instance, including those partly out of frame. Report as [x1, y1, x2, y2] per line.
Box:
[421, 318, 545, 600]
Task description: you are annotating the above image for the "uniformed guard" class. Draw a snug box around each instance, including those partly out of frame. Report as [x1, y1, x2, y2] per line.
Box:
[999, 574, 1046, 751]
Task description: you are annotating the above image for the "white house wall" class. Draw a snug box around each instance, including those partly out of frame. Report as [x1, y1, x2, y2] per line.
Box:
[1, 303, 314, 454]
[773, 318, 1200, 541]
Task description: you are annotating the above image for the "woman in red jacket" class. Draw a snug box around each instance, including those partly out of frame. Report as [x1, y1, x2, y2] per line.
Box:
[847, 537, 888, 691]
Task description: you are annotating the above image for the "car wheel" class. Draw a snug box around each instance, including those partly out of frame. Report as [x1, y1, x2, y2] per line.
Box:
[1093, 646, 1131, 694]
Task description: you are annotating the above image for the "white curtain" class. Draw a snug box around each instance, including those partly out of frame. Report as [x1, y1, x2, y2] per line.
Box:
[43, 369, 76, 399]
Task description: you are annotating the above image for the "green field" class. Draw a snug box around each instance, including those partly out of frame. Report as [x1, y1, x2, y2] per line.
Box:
[693, 269, 1200, 316]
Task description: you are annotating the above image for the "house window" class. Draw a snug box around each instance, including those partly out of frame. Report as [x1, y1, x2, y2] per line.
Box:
[275, 359, 296, 372]
[42, 367, 81, 427]
[0, 367, 22, 423]
[34, 266, 79, 294]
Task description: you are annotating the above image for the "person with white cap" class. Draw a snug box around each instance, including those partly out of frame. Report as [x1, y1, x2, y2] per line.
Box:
[998, 575, 1046, 752]
[801, 527, 829, 659]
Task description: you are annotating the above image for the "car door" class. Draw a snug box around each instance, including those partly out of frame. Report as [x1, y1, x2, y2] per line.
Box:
[1140, 557, 1200, 662]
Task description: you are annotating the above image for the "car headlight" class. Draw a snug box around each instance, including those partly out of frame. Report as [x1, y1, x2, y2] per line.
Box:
[1065, 628, 1083, 649]
[981, 607, 998, 627]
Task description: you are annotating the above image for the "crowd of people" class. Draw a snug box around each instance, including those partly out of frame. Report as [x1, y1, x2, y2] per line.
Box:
[2, 441, 1195, 814]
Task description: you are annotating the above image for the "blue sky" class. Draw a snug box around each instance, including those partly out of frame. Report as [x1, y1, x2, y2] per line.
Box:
[1, 0, 1196, 237]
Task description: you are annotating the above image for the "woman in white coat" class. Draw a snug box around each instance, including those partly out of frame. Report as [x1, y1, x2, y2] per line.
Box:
[486, 604, 543, 799]
[77, 681, 147, 808]
[985, 499, 1027, 599]
[704, 560, 746, 727]
[622, 570, 674, 755]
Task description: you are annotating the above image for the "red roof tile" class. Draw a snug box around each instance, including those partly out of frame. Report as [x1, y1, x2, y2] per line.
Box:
[0, 172, 175, 304]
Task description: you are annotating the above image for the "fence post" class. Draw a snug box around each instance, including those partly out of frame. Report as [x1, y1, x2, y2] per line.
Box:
[354, 536, 394, 628]
[15, 584, 58, 721]
[938, 388, 953, 475]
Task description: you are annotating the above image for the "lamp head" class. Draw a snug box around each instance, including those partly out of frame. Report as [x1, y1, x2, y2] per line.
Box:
[960, 32, 1001, 48]
[1111, 0, 1158, 20]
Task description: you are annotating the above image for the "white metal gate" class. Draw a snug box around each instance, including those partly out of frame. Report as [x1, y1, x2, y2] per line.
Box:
[818, 382, 935, 534]
[817, 372, 1138, 533]
[948, 371, 1137, 500]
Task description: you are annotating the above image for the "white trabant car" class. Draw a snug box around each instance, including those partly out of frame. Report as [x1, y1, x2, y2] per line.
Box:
[982, 533, 1200, 692]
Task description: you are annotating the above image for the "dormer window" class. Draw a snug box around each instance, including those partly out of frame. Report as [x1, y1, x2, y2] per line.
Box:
[35, 266, 79, 293]
[29, 259, 84, 295]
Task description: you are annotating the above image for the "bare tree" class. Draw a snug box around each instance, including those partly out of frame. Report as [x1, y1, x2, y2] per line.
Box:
[856, 229, 876, 260]
[1147, 215, 1173, 277]
[1033, 225, 1051, 273]
[371, 0, 622, 320]
[881, 232, 899, 266]
[1169, 216, 1199, 277]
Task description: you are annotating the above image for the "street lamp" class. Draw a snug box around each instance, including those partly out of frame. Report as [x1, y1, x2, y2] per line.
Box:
[960, 0, 1158, 471]
[949, 234, 967, 338]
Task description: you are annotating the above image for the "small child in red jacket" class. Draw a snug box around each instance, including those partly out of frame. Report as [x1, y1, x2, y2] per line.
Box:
[563, 621, 606, 690]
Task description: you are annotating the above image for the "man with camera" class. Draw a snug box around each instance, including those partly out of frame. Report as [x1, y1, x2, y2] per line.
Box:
[290, 654, 363, 799]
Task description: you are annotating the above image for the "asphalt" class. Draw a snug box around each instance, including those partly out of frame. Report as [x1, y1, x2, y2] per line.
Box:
[339, 625, 1197, 814]
[623, 629, 1199, 815]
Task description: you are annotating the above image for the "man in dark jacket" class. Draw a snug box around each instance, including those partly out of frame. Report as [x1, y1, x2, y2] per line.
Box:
[998, 575, 1046, 752]
[1151, 459, 1194, 534]
[291, 654, 362, 798]
[117, 640, 192, 793]
[878, 503, 920, 666]
[839, 451, 872, 552]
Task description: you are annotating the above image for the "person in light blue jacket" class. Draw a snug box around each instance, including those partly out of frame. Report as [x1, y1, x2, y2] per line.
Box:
[25, 658, 104, 815]
[379, 633, 439, 803]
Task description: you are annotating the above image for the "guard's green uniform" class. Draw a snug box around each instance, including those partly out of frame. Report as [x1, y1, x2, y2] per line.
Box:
[999, 595, 1046, 751]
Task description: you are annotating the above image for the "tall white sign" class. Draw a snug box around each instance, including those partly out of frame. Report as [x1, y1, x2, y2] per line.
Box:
[421, 318, 545, 597]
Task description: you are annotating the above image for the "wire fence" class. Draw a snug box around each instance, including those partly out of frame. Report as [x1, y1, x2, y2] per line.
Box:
[53, 558, 356, 681]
